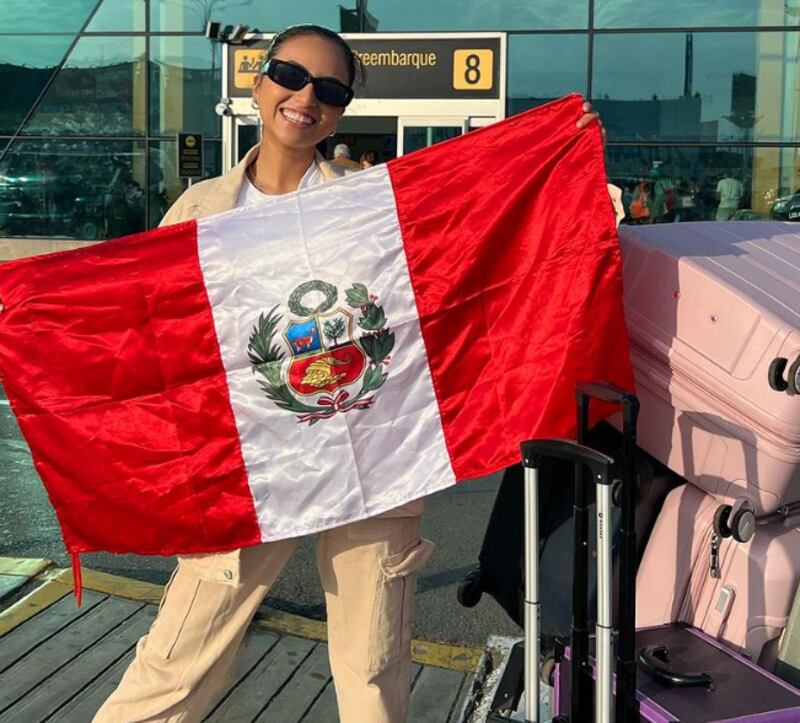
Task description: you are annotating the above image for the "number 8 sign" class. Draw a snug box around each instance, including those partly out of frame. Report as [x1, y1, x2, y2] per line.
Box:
[452, 49, 494, 90]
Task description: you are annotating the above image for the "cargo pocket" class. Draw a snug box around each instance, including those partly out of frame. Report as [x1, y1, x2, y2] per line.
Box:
[179, 550, 240, 586]
[147, 568, 202, 660]
[368, 537, 435, 673]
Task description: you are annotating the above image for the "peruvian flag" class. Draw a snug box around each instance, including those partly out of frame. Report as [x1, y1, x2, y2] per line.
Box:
[0, 95, 632, 558]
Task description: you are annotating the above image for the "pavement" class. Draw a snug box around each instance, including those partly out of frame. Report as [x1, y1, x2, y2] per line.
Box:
[0, 557, 508, 722]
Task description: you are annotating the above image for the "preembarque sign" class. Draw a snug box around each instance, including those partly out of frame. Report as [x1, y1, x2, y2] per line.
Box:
[230, 36, 501, 100]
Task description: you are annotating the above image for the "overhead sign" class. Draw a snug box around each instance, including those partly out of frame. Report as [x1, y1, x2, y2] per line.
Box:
[230, 36, 501, 100]
[177, 132, 203, 178]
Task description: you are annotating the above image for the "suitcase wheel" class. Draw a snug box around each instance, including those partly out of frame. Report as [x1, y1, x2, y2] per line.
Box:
[768, 357, 790, 392]
[539, 655, 557, 685]
[789, 356, 800, 396]
[767, 356, 800, 397]
[714, 499, 756, 543]
[457, 568, 484, 608]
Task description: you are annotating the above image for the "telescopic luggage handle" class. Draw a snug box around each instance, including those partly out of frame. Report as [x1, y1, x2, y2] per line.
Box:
[521, 438, 614, 474]
[520, 439, 615, 723]
[576, 381, 640, 439]
[575, 382, 640, 723]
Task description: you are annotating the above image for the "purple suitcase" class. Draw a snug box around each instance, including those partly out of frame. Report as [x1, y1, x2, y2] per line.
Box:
[553, 624, 800, 722]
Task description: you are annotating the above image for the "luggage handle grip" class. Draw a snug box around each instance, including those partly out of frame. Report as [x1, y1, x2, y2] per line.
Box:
[576, 381, 640, 432]
[638, 645, 715, 690]
[520, 438, 613, 479]
[576, 381, 631, 406]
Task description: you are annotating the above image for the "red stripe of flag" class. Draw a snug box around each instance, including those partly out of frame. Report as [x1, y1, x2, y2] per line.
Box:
[388, 94, 634, 479]
[0, 221, 259, 554]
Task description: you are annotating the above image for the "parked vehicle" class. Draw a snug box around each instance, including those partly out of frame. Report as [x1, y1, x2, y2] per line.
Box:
[770, 192, 800, 220]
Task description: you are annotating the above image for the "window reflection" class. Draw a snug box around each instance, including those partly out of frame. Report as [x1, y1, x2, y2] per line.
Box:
[86, 0, 146, 32]
[368, 0, 588, 31]
[21, 36, 146, 136]
[0, 36, 73, 135]
[0, 0, 96, 33]
[593, 32, 800, 143]
[402, 126, 461, 155]
[149, 139, 221, 227]
[150, 37, 221, 136]
[607, 145, 800, 223]
[508, 34, 588, 114]
[0, 140, 146, 240]
[594, 0, 800, 28]
[150, 0, 345, 32]
[149, 0, 588, 32]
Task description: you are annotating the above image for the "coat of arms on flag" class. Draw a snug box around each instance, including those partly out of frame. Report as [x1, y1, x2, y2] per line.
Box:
[247, 280, 395, 425]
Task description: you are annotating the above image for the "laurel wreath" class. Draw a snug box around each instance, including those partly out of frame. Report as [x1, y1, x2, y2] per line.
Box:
[247, 282, 395, 426]
[288, 280, 337, 316]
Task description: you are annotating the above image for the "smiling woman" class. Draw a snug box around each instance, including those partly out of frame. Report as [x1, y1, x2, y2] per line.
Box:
[92, 24, 435, 723]
[244, 26, 358, 195]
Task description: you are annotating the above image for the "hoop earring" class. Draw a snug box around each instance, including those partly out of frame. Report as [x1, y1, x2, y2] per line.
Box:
[251, 98, 259, 110]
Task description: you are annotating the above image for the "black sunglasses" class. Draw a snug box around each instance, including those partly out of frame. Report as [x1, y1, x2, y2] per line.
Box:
[260, 58, 354, 108]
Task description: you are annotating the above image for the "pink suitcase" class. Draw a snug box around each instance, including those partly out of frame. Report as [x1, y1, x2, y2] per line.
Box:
[618, 221, 800, 515]
[637, 482, 800, 667]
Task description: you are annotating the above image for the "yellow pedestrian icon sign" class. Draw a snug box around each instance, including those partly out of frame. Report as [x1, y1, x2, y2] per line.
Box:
[185, 135, 196, 148]
[234, 50, 262, 89]
[452, 49, 493, 90]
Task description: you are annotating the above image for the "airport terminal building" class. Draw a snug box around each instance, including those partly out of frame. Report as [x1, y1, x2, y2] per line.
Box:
[2, 1, 800, 249]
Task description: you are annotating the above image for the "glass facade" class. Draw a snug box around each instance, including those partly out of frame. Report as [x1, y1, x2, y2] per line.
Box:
[149, 36, 221, 137]
[593, 0, 800, 29]
[0, 0, 98, 33]
[150, 1, 346, 33]
[0, 36, 75, 135]
[605, 145, 786, 222]
[367, 0, 589, 31]
[508, 34, 588, 114]
[0, 139, 146, 239]
[22, 36, 147, 137]
[592, 32, 800, 143]
[2, 0, 799, 240]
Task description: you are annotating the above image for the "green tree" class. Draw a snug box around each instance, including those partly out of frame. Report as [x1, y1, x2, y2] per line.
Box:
[323, 317, 346, 347]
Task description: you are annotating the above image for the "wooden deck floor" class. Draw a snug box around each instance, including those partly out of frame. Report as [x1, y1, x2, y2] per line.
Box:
[0, 562, 475, 722]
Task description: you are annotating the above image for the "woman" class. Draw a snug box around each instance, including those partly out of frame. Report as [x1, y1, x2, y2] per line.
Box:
[630, 179, 654, 224]
[94, 24, 604, 723]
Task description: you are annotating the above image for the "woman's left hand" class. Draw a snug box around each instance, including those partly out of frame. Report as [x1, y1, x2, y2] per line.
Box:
[577, 100, 607, 145]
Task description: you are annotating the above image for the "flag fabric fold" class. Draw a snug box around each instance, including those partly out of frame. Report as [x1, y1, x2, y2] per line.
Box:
[0, 94, 633, 557]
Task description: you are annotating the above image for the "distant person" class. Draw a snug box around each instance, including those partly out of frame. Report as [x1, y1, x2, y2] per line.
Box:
[331, 143, 361, 170]
[675, 180, 697, 222]
[630, 180, 653, 224]
[360, 150, 377, 168]
[689, 176, 707, 219]
[655, 177, 677, 222]
[716, 174, 744, 220]
[621, 182, 634, 220]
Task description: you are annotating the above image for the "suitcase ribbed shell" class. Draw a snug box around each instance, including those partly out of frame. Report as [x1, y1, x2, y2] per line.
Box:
[618, 221, 800, 514]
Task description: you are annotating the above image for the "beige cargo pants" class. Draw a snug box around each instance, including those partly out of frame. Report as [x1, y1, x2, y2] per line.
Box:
[94, 513, 433, 723]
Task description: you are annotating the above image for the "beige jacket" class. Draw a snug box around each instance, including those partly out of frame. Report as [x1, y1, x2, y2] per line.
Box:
[160, 146, 348, 227]
[164, 145, 425, 583]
